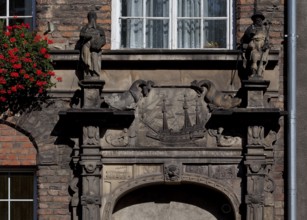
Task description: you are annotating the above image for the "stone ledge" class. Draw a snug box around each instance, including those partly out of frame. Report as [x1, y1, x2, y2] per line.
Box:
[50, 49, 279, 63]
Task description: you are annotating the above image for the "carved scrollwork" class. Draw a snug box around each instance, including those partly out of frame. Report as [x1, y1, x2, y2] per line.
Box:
[264, 175, 276, 193]
[246, 194, 264, 205]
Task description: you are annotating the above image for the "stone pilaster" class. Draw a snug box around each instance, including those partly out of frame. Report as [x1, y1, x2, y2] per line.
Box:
[244, 125, 272, 220]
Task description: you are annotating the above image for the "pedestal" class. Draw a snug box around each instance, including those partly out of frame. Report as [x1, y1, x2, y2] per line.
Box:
[242, 80, 270, 108]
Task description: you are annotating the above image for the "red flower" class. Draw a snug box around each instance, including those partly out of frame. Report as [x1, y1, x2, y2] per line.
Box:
[17, 84, 25, 90]
[0, 54, 4, 60]
[44, 54, 50, 59]
[25, 53, 30, 57]
[7, 26, 12, 31]
[40, 47, 47, 54]
[3, 44, 8, 48]
[33, 63, 37, 68]
[11, 86, 17, 92]
[19, 69, 26, 74]
[47, 39, 53, 44]
[10, 37, 16, 43]
[10, 72, 19, 78]
[56, 77, 62, 82]
[36, 81, 47, 87]
[20, 33, 25, 38]
[0, 96, 6, 102]
[48, 71, 55, 76]
[34, 35, 42, 43]
[0, 89, 6, 94]
[5, 31, 10, 36]
[13, 63, 22, 69]
[0, 77, 6, 84]
[22, 23, 30, 29]
[23, 74, 30, 79]
[36, 69, 43, 75]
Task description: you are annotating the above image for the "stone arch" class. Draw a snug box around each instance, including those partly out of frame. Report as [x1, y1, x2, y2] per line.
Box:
[103, 174, 241, 220]
[0, 120, 38, 166]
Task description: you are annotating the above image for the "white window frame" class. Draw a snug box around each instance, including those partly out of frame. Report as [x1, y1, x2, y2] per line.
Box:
[0, 170, 37, 220]
[111, 0, 233, 49]
[0, 0, 35, 29]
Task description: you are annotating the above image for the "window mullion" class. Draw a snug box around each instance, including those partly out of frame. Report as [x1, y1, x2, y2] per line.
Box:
[200, 0, 204, 49]
[143, 0, 146, 48]
[171, 0, 177, 49]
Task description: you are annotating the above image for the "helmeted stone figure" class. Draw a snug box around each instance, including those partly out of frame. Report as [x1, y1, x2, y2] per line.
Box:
[80, 10, 106, 78]
[241, 12, 270, 79]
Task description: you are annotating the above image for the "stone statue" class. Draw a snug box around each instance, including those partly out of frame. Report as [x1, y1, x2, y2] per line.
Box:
[241, 12, 270, 79]
[80, 11, 106, 78]
[191, 80, 241, 109]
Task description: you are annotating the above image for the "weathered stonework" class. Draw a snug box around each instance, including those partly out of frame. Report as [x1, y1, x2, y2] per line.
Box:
[0, 0, 287, 219]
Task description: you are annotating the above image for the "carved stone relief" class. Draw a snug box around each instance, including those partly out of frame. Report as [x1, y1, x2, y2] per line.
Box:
[137, 87, 208, 147]
[248, 126, 264, 145]
[208, 127, 242, 147]
[83, 126, 100, 145]
[164, 164, 181, 182]
[103, 80, 154, 110]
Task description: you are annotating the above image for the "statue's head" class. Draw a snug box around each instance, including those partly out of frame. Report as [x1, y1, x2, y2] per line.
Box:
[251, 11, 265, 22]
[87, 11, 97, 21]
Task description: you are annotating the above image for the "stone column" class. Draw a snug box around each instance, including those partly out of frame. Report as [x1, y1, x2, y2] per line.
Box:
[244, 125, 270, 220]
[78, 80, 104, 220]
[80, 126, 102, 220]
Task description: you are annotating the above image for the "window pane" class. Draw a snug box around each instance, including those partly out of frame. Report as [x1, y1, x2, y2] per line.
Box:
[9, 0, 32, 16]
[204, 0, 227, 17]
[0, 202, 8, 220]
[0, 173, 8, 199]
[177, 19, 201, 48]
[11, 202, 33, 220]
[121, 19, 144, 48]
[0, 0, 6, 16]
[146, 0, 169, 17]
[178, 0, 201, 17]
[122, 0, 143, 17]
[146, 19, 169, 48]
[203, 20, 227, 48]
[11, 173, 34, 199]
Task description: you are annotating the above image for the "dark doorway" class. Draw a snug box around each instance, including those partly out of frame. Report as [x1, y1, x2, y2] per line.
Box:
[112, 184, 235, 220]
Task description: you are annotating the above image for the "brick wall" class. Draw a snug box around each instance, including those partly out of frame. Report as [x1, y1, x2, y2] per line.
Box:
[36, 0, 111, 50]
[236, 0, 284, 50]
[36, 0, 285, 50]
[0, 123, 36, 166]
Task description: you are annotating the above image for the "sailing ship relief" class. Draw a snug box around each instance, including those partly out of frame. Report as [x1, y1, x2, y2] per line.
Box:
[139, 88, 209, 146]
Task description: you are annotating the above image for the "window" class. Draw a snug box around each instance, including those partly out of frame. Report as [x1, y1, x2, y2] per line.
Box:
[0, 171, 37, 220]
[0, 0, 35, 29]
[112, 0, 233, 49]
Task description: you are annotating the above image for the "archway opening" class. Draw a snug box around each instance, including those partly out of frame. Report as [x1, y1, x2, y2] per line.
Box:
[112, 184, 235, 220]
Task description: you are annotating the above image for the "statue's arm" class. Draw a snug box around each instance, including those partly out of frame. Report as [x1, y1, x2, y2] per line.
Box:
[80, 27, 93, 40]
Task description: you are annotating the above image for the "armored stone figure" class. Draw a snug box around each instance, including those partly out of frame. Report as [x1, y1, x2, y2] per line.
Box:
[241, 12, 270, 79]
[80, 11, 106, 78]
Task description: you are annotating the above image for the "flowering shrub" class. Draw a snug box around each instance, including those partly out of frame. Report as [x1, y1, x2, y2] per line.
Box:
[0, 21, 61, 114]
